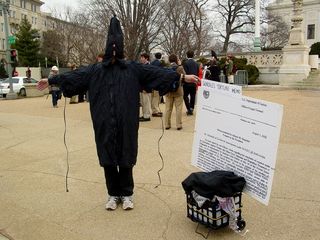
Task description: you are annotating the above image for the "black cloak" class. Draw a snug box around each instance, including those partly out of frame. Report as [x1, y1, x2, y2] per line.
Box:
[48, 17, 181, 167]
[182, 170, 246, 198]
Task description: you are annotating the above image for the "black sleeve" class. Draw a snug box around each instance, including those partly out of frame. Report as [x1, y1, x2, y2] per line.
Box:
[137, 63, 180, 96]
[48, 64, 96, 97]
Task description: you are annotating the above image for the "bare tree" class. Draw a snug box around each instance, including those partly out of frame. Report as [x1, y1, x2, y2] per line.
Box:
[260, 0, 290, 50]
[160, 0, 192, 57]
[44, 7, 105, 66]
[85, 0, 165, 60]
[261, 12, 290, 49]
[184, 0, 211, 56]
[70, 12, 105, 65]
[41, 30, 67, 66]
[45, 0, 212, 63]
[213, 0, 255, 53]
[160, 0, 211, 58]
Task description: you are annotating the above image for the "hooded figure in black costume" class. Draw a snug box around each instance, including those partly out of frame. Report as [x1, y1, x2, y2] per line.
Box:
[38, 16, 199, 211]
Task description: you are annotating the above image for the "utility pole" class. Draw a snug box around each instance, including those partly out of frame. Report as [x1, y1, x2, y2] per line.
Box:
[0, 0, 17, 99]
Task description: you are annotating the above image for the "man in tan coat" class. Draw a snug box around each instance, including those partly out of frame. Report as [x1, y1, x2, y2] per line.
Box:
[165, 54, 185, 130]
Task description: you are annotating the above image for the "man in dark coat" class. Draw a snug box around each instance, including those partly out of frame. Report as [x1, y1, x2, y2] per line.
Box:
[150, 52, 163, 117]
[183, 50, 199, 116]
[38, 16, 199, 211]
[151, 52, 162, 67]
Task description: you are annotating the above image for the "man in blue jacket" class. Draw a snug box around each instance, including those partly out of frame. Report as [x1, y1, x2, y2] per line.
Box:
[150, 52, 163, 117]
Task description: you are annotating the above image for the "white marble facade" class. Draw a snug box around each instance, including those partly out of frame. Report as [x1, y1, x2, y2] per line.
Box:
[267, 0, 320, 47]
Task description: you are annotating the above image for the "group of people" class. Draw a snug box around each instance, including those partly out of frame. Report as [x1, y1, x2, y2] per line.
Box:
[138, 52, 163, 122]
[205, 51, 235, 84]
[138, 50, 237, 131]
[137, 50, 200, 131]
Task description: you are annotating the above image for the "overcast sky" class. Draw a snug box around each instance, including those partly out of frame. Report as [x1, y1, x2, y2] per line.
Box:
[40, 0, 80, 13]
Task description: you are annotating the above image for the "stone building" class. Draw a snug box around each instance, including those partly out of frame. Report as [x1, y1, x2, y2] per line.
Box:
[267, 0, 320, 47]
[0, 0, 56, 59]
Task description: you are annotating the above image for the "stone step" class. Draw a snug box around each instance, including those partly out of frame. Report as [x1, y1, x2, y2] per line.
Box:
[304, 80, 320, 84]
[301, 70, 320, 86]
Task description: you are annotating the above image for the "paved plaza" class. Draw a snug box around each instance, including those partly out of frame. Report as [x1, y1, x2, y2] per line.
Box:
[0, 89, 319, 240]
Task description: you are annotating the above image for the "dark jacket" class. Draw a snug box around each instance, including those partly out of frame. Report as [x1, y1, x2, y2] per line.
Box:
[151, 59, 162, 67]
[183, 58, 198, 87]
[207, 65, 221, 82]
[49, 62, 180, 167]
[182, 170, 246, 198]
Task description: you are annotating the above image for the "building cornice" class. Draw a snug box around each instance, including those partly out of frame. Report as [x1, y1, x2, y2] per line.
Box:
[32, 0, 45, 5]
[267, 0, 320, 11]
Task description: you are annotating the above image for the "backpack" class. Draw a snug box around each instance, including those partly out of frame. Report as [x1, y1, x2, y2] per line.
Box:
[171, 65, 178, 72]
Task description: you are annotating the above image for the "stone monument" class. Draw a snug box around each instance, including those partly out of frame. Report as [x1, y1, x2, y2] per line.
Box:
[279, 0, 311, 85]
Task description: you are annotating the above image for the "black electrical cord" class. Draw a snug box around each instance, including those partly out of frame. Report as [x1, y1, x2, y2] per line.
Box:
[63, 97, 70, 192]
[155, 115, 165, 188]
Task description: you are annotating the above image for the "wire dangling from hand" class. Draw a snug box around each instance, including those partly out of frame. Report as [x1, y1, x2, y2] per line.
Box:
[63, 97, 70, 192]
[155, 115, 165, 188]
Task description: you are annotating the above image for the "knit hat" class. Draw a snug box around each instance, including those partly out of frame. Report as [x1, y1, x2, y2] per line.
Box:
[51, 66, 59, 71]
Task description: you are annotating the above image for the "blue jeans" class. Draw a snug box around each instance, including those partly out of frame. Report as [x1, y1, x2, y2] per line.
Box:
[51, 90, 61, 107]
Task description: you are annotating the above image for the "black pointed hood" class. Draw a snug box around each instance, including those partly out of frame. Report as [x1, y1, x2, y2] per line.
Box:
[103, 16, 125, 65]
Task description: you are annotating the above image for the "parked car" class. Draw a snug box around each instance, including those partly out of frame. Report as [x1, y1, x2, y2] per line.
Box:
[0, 77, 38, 97]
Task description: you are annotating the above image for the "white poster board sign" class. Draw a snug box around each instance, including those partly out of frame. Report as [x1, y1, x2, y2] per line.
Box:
[192, 85, 283, 205]
[201, 79, 242, 97]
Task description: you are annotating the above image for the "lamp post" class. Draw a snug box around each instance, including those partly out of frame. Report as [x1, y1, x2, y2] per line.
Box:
[254, 0, 261, 51]
[0, 0, 16, 99]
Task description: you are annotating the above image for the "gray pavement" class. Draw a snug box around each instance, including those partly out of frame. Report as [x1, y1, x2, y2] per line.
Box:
[0, 90, 320, 240]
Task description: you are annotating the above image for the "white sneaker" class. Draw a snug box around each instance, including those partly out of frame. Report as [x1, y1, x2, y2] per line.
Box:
[121, 196, 134, 210]
[105, 196, 120, 210]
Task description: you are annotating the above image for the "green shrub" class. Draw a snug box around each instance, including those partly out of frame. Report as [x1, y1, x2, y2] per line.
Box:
[160, 59, 170, 67]
[310, 42, 320, 57]
[217, 56, 259, 84]
[197, 57, 209, 65]
[244, 64, 259, 85]
[218, 57, 226, 69]
[233, 57, 247, 70]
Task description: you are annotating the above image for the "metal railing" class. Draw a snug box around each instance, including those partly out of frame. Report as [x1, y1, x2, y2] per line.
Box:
[234, 70, 248, 86]
[218, 70, 248, 86]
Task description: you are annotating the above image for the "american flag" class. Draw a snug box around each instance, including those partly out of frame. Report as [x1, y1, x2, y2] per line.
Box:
[37, 79, 49, 91]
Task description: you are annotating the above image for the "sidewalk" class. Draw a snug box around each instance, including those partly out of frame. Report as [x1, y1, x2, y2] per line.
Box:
[0, 90, 319, 240]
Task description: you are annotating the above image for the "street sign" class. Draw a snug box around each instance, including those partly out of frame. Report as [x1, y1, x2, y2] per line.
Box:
[8, 35, 15, 44]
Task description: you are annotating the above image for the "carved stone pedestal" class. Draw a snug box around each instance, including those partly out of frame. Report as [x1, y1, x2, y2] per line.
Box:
[279, 0, 311, 85]
[279, 45, 311, 85]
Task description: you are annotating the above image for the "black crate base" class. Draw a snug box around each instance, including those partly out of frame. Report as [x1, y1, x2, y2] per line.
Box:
[186, 192, 244, 230]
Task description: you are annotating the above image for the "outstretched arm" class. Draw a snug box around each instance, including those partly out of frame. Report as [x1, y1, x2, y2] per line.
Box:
[138, 63, 199, 96]
[37, 65, 97, 97]
[184, 74, 199, 84]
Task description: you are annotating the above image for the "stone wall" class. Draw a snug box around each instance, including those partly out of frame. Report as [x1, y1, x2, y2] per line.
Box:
[231, 51, 318, 84]
[15, 67, 42, 80]
[233, 51, 283, 84]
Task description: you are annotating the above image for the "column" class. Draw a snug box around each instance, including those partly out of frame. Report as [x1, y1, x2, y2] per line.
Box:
[254, 0, 261, 51]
